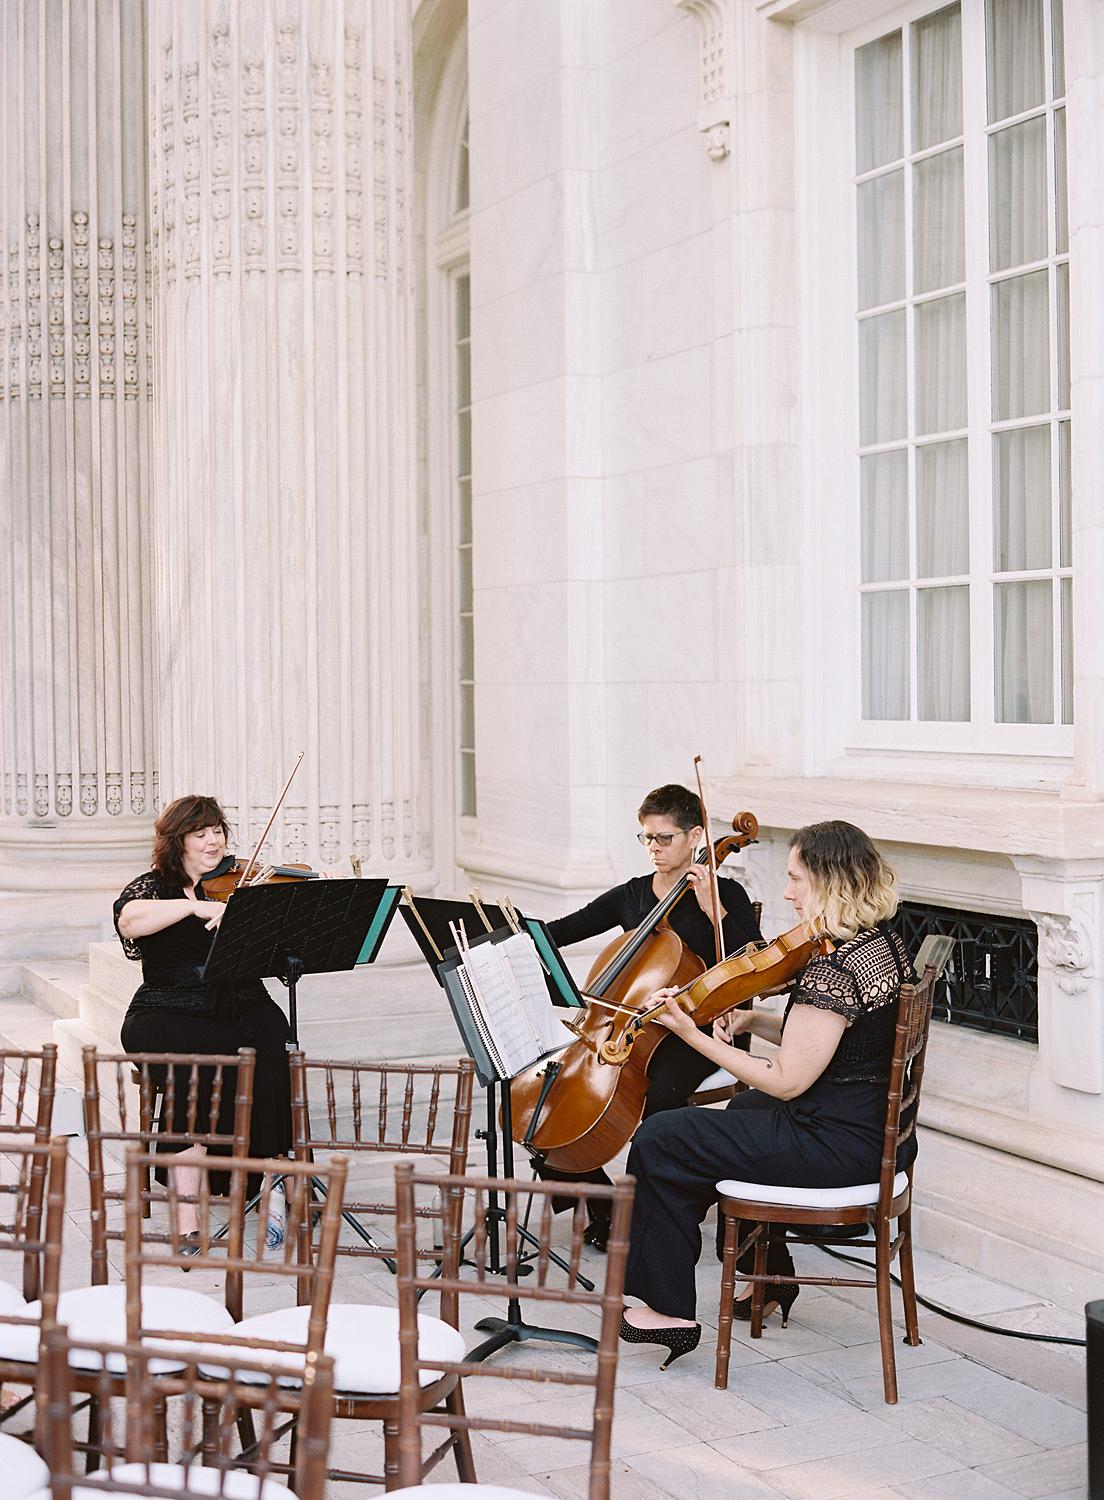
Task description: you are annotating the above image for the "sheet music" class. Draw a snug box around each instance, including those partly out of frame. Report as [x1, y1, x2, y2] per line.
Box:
[454, 963, 507, 1080]
[462, 938, 545, 1078]
[497, 931, 578, 1054]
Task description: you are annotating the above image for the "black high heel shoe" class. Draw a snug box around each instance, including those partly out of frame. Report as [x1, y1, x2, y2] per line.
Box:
[731, 1279, 799, 1326]
[618, 1313, 702, 1370]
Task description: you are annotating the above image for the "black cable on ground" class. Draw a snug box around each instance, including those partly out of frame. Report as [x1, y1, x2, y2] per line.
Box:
[812, 1242, 1087, 1348]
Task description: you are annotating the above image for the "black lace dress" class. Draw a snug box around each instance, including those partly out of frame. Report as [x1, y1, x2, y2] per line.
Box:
[114, 871, 292, 1171]
[623, 925, 915, 1319]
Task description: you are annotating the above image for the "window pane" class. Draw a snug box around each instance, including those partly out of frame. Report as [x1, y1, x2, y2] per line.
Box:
[459, 682, 474, 749]
[460, 750, 476, 818]
[992, 271, 1050, 420]
[458, 542, 472, 605]
[457, 408, 471, 479]
[861, 451, 909, 582]
[912, 5, 962, 151]
[1052, 0, 1065, 98]
[455, 275, 470, 339]
[914, 148, 964, 293]
[995, 579, 1053, 722]
[919, 586, 970, 720]
[1058, 419, 1071, 566]
[994, 425, 1051, 570]
[856, 32, 903, 174]
[917, 438, 969, 576]
[857, 171, 905, 309]
[986, 0, 1045, 123]
[915, 293, 966, 435]
[1054, 107, 1067, 253]
[458, 476, 472, 546]
[459, 612, 474, 679]
[456, 119, 470, 214]
[1057, 260, 1070, 410]
[859, 311, 907, 444]
[989, 117, 1048, 272]
[862, 591, 910, 719]
[1060, 576, 1072, 724]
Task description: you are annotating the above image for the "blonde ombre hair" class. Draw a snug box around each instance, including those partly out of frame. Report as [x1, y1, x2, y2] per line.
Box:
[790, 821, 898, 941]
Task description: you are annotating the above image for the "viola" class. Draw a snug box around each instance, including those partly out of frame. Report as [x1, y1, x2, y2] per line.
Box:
[198, 855, 321, 904]
[510, 922, 824, 1174]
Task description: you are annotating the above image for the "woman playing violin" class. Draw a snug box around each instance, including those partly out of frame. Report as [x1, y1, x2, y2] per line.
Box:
[618, 821, 914, 1367]
[114, 794, 294, 1250]
[543, 784, 761, 1246]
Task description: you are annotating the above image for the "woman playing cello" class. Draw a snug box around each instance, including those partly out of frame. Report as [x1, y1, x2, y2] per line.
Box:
[542, 783, 761, 1246]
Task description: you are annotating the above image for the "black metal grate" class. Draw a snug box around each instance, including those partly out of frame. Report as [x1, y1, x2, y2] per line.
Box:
[891, 901, 1039, 1043]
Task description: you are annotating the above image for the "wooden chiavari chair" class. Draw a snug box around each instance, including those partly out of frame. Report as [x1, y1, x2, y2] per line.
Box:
[121, 1148, 347, 1476]
[225, 1054, 475, 1488]
[0, 1136, 67, 1495]
[0, 1045, 58, 1301]
[82, 1046, 255, 1275]
[714, 962, 939, 1404]
[389, 1167, 635, 1500]
[34, 1326, 335, 1500]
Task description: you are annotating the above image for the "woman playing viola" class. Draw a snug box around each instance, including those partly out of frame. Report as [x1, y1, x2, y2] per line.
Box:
[619, 820, 914, 1366]
[114, 795, 293, 1250]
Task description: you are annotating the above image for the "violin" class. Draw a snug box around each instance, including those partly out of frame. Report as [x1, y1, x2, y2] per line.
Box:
[510, 922, 824, 1174]
[197, 855, 321, 903]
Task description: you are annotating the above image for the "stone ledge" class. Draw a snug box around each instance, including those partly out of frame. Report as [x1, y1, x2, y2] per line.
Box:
[711, 771, 1104, 861]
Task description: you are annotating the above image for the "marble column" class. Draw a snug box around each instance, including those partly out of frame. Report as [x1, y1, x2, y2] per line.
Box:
[0, 0, 156, 905]
[147, 0, 426, 874]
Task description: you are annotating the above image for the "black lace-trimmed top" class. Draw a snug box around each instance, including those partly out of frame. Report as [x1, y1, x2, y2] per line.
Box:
[114, 870, 215, 987]
[783, 925, 913, 1085]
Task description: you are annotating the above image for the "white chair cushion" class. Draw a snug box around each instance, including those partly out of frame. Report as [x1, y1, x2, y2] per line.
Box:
[0, 1279, 28, 1317]
[25, 1461, 294, 1499]
[693, 1067, 737, 1094]
[384, 1489, 542, 1500]
[0, 1282, 235, 1372]
[0, 1431, 50, 1500]
[204, 1302, 466, 1395]
[715, 1170, 909, 1210]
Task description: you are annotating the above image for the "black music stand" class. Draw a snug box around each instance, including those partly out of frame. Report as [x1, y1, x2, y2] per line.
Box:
[199, 878, 403, 1251]
[437, 927, 598, 1362]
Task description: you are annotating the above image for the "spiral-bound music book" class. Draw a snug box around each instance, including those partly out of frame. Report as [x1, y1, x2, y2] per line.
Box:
[439, 928, 579, 1087]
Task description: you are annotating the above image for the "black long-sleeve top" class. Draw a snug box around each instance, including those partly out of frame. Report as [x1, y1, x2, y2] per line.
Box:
[546, 873, 761, 966]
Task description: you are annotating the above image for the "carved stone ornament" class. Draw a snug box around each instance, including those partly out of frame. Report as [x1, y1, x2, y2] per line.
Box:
[674, 0, 732, 160]
[1033, 913, 1093, 996]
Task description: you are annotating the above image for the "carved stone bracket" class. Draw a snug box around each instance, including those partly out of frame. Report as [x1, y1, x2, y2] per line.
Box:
[674, 0, 732, 161]
[1030, 911, 1093, 996]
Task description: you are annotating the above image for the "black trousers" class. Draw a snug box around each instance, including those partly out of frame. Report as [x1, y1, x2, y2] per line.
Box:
[535, 1030, 748, 1217]
[624, 1083, 894, 1319]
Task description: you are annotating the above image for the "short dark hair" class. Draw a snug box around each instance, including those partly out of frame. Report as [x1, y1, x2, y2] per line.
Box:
[636, 784, 704, 832]
[152, 795, 229, 887]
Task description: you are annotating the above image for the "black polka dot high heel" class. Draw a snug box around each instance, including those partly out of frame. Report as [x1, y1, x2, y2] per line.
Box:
[618, 1313, 702, 1370]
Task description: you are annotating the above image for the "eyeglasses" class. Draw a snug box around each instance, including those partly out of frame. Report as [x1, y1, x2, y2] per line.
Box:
[636, 831, 681, 847]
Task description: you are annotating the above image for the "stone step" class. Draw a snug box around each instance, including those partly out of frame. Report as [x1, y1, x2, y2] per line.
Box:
[52, 1015, 105, 1082]
[18, 959, 88, 1020]
[89, 941, 141, 1007]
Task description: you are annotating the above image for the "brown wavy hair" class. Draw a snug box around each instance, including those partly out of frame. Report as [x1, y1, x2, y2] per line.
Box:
[790, 821, 898, 941]
[152, 795, 230, 887]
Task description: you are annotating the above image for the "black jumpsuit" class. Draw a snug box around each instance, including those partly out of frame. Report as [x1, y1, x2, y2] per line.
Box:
[624, 925, 915, 1319]
[115, 870, 292, 1177]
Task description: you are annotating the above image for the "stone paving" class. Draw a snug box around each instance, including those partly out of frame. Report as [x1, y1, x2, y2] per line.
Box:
[0, 994, 1089, 1498]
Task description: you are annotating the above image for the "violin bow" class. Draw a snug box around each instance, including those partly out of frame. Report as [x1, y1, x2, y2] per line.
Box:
[237, 751, 305, 890]
[693, 754, 725, 966]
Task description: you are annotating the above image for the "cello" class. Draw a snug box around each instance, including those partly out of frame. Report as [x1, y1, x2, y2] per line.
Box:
[510, 922, 823, 1173]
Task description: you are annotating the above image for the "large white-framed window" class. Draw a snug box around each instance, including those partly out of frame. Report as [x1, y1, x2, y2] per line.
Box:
[839, 0, 1071, 757]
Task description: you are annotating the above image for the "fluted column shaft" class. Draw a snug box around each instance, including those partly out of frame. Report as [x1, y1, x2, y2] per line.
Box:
[0, 0, 155, 890]
[148, 0, 424, 872]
